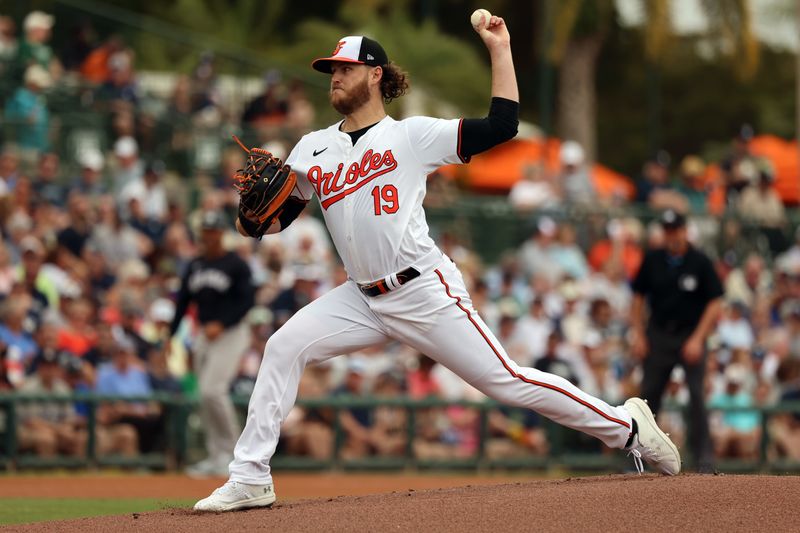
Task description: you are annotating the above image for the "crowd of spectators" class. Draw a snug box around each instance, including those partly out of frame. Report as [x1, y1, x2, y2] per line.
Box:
[0, 10, 798, 469]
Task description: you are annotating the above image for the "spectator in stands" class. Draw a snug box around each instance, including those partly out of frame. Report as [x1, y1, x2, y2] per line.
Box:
[720, 124, 759, 204]
[31, 152, 65, 207]
[89, 197, 150, 268]
[737, 167, 787, 254]
[676, 155, 708, 214]
[56, 297, 96, 358]
[518, 216, 562, 284]
[0, 341, 12, 390]
[56, 192, 94, 259]
[508, 163, 559, 211]
[776, 227, 800, 276]
[74, 149, 106, 198]
[369, 370, 408, 457]
[17, 350, 85, 457]
[551, 223, 589, 280]
[770, 359, 800, 459]
[4, 64, 52, 160]
[189, 52, 224, 127]
[279, 367, 334, 460]
[286, 79, 315, 134]
[96, 47, 138, 107]
[587, 218, 643, 282]
[0, 145, 22, 191]
[334, 358, 375, 459]
[279, 206, 332, 267]
[0, 241, 16, 296]
[80, 35, 123, 85]
[635, 150, 674, 206]
[242, 70, 288, 128]
[558, 140, 594, 205]
[725, 254, 771, 308]
[14, 11, 60, 81]
[111, 136, 143, 194]
[147, 348, 181, 395]
[534, 331, 579, 385]
[710, 363, 761, 459]
[60, 20, 95, 72]
[0, 297, 37, 378]
[0, 16, 17, 66]
[95, 335, 163, 453]
[717, 300, 755, 352]
[270, 265, 324, 329]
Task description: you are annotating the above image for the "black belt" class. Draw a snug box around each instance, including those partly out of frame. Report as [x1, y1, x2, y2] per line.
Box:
[358, 267, 420, 297]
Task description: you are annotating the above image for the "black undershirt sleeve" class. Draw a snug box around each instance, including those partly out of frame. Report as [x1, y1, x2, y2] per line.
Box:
[458, 97, 519, 161]
[237, 196, 308, 238]
[276, 196, 309, 230]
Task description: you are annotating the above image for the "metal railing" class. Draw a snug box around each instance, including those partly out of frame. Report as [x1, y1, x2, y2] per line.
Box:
[1, 393, 799, 473]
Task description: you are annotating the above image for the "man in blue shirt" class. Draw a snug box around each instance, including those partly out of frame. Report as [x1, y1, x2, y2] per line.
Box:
[95, 336, 163, 453]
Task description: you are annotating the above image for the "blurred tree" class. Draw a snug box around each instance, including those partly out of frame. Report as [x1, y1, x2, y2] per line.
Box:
[549, 0, 760, 162]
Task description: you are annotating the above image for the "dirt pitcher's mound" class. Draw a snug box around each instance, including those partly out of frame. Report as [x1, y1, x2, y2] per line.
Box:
[6, 474, 799, 532]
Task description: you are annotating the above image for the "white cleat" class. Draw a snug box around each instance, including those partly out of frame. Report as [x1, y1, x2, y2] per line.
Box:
[193, 481, 276, 512]
[623, 397, 681, 476]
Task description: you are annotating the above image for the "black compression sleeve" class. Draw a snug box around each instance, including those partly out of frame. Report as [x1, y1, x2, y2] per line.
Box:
[458, 97, 519, 160]
[277, 197, 308, 230]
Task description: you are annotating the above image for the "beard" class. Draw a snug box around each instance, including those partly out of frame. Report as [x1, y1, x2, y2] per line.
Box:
[330, 77, 372, 115]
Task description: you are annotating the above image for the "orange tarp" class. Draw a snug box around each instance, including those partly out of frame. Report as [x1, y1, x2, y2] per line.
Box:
[750, 135, 800, 205]
[439, 138, 635, 200]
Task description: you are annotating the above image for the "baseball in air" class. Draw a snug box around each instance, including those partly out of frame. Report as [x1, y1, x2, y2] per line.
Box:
[470, 8, 492, 30]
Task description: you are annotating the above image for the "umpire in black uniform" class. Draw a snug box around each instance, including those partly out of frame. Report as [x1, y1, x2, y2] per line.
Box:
[630, 209, 723, 471]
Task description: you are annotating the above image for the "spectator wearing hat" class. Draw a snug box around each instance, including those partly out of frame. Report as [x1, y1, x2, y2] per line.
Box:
[14, 11, 60, 81]
[111, 136, 143, 194]
[74, 149, 106, 198]
[119, 160, 168, 223]
[631, 209, 724, 471]
[17, 350, 85, 457]
[557, 140, 594, 205]
[4, 64, 52, 158]
[676, 155, 709, 214]
[518, 216, 562, 284]
[167, 210, 254, 476]
[737, 166, 788, 254]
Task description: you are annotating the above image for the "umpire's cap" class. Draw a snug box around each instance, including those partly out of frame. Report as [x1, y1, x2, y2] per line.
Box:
[312, 36, 388, 73]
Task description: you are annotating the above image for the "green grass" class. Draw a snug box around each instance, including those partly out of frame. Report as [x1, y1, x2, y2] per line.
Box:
[0, 498, 195, 525]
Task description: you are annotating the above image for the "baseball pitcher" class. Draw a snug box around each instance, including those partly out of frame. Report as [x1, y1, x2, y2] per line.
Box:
[194, 14, 680, 512]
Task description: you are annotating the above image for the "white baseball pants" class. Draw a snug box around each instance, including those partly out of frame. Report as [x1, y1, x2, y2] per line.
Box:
[229, 257, 632, 484]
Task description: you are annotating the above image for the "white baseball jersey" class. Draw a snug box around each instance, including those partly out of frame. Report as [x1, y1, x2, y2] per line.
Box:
[227, 113, 641, 486]
[286, 115, 466, 283]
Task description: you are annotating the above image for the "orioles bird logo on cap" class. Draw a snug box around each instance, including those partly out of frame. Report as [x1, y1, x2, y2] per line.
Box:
[332, 40, 345, 56]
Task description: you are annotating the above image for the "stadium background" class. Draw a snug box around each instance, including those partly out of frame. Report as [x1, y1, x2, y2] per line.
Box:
[1, 0, 800, 526]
